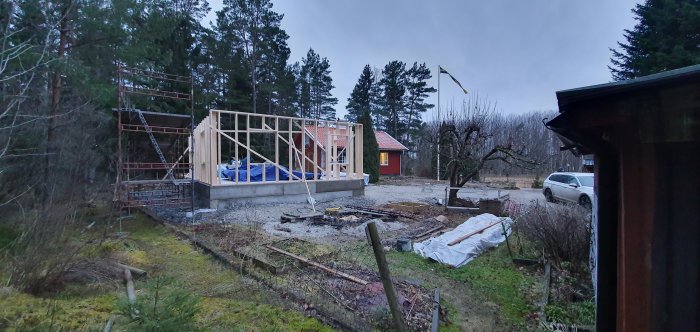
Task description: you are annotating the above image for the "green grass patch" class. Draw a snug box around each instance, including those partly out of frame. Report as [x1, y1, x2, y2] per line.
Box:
[342, 240, 538, 328]
[545, 300, 594, 326]
[0, 224, 18, 250]
[1, 212, 332, 331]
[0, 289, 115, 331]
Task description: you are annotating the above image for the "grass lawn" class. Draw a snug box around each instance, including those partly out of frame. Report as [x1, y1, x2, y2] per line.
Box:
[0, 212, 332, 331]
[341, 238, 541, 330]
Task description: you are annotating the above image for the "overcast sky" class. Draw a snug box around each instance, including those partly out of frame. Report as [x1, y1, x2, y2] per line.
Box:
[204, 0, 641, 120]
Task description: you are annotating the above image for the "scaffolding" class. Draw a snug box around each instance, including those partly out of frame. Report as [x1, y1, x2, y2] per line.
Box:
[115, 64, 194, 209]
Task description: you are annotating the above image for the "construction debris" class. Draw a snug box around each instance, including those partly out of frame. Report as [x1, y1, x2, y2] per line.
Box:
[414, 214, 512, 267]
[280, 211, 324, 223]
[266, 245, 369, 285]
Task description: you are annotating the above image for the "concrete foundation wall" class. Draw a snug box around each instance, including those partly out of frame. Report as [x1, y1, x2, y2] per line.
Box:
[195, 179, 364, 209]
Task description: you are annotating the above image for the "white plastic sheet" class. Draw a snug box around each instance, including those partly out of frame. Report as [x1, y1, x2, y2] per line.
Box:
[413, 213, 512, 268]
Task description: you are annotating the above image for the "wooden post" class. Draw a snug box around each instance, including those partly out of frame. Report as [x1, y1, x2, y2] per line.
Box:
[288, 118, 293, 181]
[346, 122, 353, 176]
[366, 221, 407, 332]
[235, 113, 239, 183]
[326, 122, 332, 178]
[313, 120, 318, 180]
[358, 124, 364, 178]
[262, 115, 266, 182]
[246, 114, 250, 182]
[216, 111, 221, 185]
[431, 288, 440, 332]
[301, 121, 306, 174]
[275, 117, 279, 181]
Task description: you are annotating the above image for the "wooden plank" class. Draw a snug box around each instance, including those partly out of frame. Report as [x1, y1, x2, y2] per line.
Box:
[325, 124, 331, 178]
[347, 122, 354, 177]
[355, 124, 363, 178]
[275, 117, 279, 181]
[235, 113, 239, 183]
[447, 220, 503, 246]
[216, 111, 221, 185]
[265, 245, 369, 285]
[412, 225, 445, 240]
[288, 118, 293, 182]
[116, 263, 147, 277]
[246, 114, 250, 182]
[313, 120, 318, 179]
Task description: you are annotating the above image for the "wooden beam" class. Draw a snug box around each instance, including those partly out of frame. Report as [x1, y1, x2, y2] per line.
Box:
[412, 225, 445, 240]
[265, 245, 369, 285]
[447, 220, 503, 246]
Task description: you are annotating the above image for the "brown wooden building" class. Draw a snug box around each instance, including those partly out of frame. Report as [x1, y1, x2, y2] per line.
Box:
[547, 64, 700, 331]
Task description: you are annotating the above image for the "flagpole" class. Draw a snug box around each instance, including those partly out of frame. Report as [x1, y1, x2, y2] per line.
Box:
[437, 65, 441, 182]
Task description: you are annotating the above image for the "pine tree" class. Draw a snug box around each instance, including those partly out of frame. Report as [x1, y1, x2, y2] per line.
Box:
[298, 48, 337, 119]
[357, 111, 380, 183]
[369, 67, 385, 130]
[217, 0, 290, 115]
[345, 65, 373, 122]
[403, 62, 436, 150]
[379, 60, 407, 140]
[610, 0, 700, 80]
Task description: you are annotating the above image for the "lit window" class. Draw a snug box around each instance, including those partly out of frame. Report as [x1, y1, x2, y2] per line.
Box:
[380, 152, 389, 166]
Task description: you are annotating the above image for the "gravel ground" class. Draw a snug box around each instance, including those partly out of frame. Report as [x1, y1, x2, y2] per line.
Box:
[151, 180, 546, 244]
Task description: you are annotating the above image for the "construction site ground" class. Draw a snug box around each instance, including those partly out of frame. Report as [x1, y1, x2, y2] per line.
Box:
[147, 178, 546, 331]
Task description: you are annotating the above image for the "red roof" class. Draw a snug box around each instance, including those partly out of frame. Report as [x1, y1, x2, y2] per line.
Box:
[304, 126, 407, 151]
[374, 131, 408, 151]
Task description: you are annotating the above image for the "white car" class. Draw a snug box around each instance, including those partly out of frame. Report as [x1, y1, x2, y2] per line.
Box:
[542, 172, 594, 208]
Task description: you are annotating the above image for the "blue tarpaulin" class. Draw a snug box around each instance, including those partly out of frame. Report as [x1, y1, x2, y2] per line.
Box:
[221, 163, 315, 182]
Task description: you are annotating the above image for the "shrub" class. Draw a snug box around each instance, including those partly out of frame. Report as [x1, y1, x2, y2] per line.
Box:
[118, 276, 199, 332]
[6, 207, 85, 295]
[514, 203, 591, 271]
[531, 175, 543, 189]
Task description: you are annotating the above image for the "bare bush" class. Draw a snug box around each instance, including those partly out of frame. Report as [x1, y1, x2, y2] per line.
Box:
[514, 202, 591, 270]
[5, 205, 86, 295]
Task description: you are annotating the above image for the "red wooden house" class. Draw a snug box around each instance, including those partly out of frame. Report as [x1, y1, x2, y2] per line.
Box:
[374, 131, 408, 175]
[296, 126, 408, 176]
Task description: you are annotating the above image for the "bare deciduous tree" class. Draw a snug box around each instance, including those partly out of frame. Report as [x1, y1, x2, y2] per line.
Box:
[428, 97, 537, 204]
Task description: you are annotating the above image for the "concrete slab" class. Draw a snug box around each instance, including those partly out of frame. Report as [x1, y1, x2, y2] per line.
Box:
[197, 179, 364, 209]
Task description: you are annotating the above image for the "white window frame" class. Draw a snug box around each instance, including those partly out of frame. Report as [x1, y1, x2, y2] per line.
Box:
[380, 151, 389, 166]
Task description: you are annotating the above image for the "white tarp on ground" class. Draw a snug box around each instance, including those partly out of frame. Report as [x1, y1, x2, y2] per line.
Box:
[413, 213, 512, 268]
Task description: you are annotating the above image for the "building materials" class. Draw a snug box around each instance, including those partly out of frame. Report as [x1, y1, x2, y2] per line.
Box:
[412, 225, 446, 240]
[414, 214, 512, 267]
[280, 212, 324, 223]
[367, 221, 407, 332]
[347, 205, 414, 220]
[102, 315, 116, 332]
[265, 245, 368, 285]
[447, 220, 503, 246]
[123, 268, 138, 318]
[116, 263, 147, 277]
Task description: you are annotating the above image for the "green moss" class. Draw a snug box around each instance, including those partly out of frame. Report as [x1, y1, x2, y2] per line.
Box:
[0, 289, 115, 331]
[2, 212, 332, 331]
[197, 297, 334, 331]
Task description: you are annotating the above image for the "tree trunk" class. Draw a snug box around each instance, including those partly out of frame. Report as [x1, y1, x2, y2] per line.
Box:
[44, 1, 71, 204]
